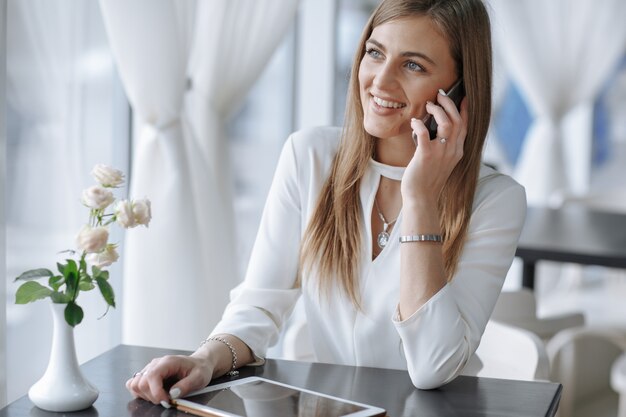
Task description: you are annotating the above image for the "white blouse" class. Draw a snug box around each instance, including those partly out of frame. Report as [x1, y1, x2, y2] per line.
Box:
[211, 126, 527, 389]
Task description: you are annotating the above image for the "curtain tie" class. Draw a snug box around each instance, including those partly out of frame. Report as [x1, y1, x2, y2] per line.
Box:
[141, 117, 181, 141]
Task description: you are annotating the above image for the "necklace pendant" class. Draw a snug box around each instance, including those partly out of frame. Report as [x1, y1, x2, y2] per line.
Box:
[377, 231, 390, 249]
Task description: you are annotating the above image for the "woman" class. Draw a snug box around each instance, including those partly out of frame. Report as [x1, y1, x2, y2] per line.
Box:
[127, 0, 526, 406]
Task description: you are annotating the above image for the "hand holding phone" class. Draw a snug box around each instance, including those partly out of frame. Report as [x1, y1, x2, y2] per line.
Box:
[422, 79, 465, 140]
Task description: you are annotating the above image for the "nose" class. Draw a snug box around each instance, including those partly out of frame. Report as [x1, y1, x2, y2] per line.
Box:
[372, 62, 399, 90]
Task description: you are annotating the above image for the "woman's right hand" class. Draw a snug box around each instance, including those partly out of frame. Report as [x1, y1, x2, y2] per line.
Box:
[126, 354, 214, 407]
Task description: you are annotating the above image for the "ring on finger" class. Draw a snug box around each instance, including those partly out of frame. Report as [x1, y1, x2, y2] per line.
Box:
[439, 137, 447, 144]
[132, 371, 145, 378]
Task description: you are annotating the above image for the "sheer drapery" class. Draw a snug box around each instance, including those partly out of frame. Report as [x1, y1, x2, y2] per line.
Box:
[1, 0, 7, 407]
[5, 0, 127, 403]
[489, 0, 626, 205]
[483, 47, 512, 175]
[99, 0, 298, 350]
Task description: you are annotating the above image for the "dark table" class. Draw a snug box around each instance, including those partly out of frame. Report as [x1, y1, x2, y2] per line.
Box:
[1, 344, 561, 417]
[516, 205, 626, 289]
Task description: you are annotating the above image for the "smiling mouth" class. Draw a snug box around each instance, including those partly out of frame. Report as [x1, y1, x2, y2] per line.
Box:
[372, 95, 407, 109]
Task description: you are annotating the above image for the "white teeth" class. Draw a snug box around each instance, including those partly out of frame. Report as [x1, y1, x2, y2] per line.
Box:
[373, 96, 406, 109]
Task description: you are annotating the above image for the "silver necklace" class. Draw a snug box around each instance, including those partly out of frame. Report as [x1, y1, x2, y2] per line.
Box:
[374, 199, 398, 249]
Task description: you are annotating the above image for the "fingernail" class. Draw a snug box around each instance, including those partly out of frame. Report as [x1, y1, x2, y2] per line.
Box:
[169, 388, 181, 399]
[161, 401, 172, 409]
[426, 100, 433, 106]
[438, 88, 447, 96]
[411, 117, 417, 123]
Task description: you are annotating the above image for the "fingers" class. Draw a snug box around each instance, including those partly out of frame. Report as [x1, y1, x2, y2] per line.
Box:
[426, 100, 453, 141]
[410, 115, 450, 155]
[168, 369, 208, 401]
[127, 369, 169, 405]
[410, 117, 430, 148]
[436, 88, 463, 131]
[126, 355, 213, 408]
[126, 355, 200, 406]
[422, 88, 467, 145]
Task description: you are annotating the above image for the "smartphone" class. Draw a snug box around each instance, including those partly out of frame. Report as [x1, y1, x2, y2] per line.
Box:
[423, 78, 465, 140]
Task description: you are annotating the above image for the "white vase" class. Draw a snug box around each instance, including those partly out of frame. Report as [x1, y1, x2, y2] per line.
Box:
[28, 303, 99, 412]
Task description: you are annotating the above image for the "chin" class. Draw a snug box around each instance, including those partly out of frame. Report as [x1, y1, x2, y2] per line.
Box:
[363, 121, 398, 140]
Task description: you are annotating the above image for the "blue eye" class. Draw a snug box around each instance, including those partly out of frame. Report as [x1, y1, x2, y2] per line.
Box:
[406, 61, 424, 72]
[365, 48, 382, 59]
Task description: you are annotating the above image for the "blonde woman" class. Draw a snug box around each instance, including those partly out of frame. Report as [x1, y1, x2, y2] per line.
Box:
[128, 0, 526, 406]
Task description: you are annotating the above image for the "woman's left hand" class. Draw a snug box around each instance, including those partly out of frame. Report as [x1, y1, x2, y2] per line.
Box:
[401, 90, 468, 204]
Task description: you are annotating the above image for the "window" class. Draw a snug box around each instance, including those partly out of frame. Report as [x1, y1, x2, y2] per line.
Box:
[228, 26, 296, 279]
[5, 0, 129, 403]
[334, 0, 377, 126]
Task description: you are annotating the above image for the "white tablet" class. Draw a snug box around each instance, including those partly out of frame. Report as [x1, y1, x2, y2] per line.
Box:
[172, 376, 386, 417]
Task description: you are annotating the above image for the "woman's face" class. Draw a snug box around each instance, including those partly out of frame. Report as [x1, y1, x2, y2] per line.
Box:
[359, 15, 457, 141]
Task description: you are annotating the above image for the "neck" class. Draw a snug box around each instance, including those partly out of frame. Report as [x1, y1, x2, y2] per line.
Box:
[373, 135, 415, 167]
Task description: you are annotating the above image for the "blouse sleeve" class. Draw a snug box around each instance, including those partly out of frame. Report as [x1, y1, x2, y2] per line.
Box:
[392, 175, 527, 389]
[211, 135, 303, 361]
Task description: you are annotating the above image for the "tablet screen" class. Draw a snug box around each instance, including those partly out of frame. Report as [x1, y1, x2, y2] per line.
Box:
[183, 378, 372, 417]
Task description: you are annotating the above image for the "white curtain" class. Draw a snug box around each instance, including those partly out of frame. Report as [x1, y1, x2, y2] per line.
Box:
[490, 0, 626, 205]
[483, 43, 513, 175]
[6, 0, 127, 403]
[99, 0, 298, 350]
[1, 0, 7, 407]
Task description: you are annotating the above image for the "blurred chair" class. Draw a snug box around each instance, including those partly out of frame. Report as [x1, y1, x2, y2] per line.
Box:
[547, 326, 626, 417]
[611, 353, 626, 417]
[463, 320, 550, 381]
[491, 289, 586, 342]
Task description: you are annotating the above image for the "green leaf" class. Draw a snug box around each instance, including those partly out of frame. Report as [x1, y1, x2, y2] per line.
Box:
[79, 257, 87, 273]
[15, 281, 52, 304]
[66, 271, 79, 299]
[49, 275, 65, 292]
[79, 268, 90, 282]
[64, 259, 78, 276]
[64, 302, 84, 327]
[50, 291, 71, 303]
[79, 281, 95, 291]
[57, 262, 66, 275]
[97, 304, 111, 320]
[92, 265, 101, 277]
[14, 268, 54, 282]
[78, 267, 93, 291]
[95, 276, 116, 308]
[97, 269, 110, 281]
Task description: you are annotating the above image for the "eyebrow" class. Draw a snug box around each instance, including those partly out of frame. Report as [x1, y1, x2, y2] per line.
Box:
[366, 38, 437, 66]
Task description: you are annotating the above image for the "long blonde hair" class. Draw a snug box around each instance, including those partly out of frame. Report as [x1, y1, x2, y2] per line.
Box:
[300, 0, 493, 307]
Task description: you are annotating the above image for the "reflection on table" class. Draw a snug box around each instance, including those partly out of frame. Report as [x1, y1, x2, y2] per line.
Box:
[0, 345, 562, 417]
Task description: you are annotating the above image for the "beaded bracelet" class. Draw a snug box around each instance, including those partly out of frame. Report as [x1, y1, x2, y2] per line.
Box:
[399, 234, 443, 243]
[201, 336, 239, 377]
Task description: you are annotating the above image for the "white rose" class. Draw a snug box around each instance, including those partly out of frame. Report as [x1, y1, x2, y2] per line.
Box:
[76, 225, 109, 253]
[115, 199, 152, 228]
[91, 164, 125, 188]
[132, 198, 152, 227]
[86, 244, 119, 268]
[81, 185, 115, 210]
[114, 200, 135, 228]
